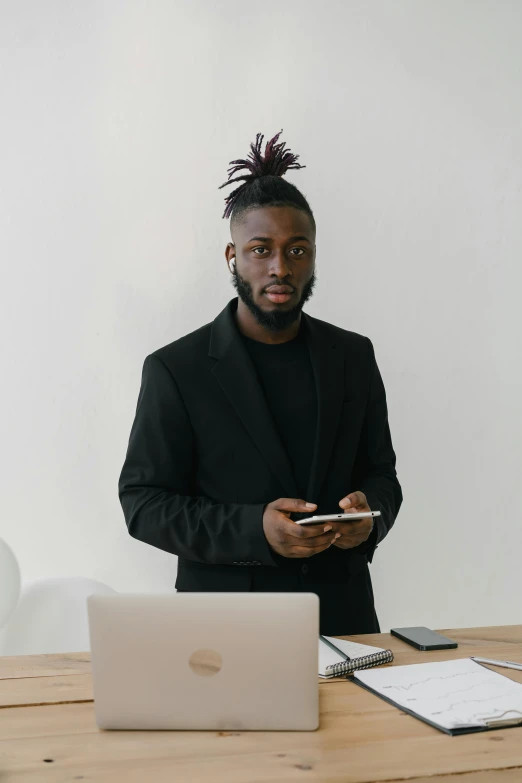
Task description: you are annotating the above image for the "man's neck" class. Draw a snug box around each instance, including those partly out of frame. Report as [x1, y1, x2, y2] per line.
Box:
[235, 299, 301, 344]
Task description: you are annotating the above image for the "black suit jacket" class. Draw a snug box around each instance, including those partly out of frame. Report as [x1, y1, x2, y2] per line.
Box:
[118, 299, 402, 634]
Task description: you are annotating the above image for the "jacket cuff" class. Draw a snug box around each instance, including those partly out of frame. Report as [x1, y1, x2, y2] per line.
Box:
[233, 503, 277, 567]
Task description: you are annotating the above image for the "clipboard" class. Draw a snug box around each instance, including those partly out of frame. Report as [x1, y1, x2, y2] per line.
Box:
[351, 658, 522, 735]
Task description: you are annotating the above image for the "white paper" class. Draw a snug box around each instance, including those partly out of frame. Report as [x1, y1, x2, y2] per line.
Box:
[355, 658, 522, 730]
[323, 636, 385, 659]
[319, 636, 385, 678]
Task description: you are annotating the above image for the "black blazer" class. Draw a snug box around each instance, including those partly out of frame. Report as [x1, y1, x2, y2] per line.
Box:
[119, 298, 402, 634]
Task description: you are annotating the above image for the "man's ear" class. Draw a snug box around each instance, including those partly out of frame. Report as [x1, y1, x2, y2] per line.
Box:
[225, 242, 236, 273]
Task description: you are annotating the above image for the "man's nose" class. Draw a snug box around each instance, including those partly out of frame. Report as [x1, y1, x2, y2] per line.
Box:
[269, 253, 291, 277]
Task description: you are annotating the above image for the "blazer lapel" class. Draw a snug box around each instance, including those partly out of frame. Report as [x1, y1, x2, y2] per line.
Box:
[302, 313, 346, 503]
[209, 300, 299, 499]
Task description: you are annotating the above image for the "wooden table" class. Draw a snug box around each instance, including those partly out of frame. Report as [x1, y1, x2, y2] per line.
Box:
[1, 625, 522, 782]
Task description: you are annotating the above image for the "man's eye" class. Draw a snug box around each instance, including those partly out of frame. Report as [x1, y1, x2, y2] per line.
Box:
[251, 247, 305, 256]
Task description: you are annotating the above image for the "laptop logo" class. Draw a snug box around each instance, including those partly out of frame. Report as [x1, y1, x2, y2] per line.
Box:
[188, 649, 223, 677]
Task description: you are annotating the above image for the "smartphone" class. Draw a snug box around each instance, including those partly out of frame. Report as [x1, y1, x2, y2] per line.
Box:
[295, 511, 381, 526]
[390, 626, 458, 651]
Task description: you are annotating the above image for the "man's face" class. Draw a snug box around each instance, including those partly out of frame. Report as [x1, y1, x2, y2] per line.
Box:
[227, 206, 316, 331]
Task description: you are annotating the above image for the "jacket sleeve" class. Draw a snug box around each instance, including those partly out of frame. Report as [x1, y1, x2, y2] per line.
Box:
[352, 338, 403, 562]
[118, 354, 275, 566]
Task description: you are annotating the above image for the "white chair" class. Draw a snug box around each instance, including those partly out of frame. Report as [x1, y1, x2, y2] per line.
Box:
[0, 577, 116, 656]
[0, 538, 21, 629]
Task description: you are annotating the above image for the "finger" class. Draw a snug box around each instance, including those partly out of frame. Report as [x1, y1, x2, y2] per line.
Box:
[339, 490, 367, 510]
[334, 527, 369, 541]
[335, 532, 367, 544]
[339, 496, 367, 510]
[278, 521, 339, 546]
[272, 498, 317, 513]
[278, 518, 331, 539]
[326, 518, 372, 535]
[287, 531, 341, 548]
[333, 523, 373, 544]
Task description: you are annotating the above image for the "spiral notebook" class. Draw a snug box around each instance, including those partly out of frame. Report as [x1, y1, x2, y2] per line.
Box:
[319, 635, 394, 678]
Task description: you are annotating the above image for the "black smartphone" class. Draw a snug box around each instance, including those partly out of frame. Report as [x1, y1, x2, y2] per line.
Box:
[390, 626, 458, 651]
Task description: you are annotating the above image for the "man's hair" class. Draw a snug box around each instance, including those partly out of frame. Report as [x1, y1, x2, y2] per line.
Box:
[219, 130, 315, 231]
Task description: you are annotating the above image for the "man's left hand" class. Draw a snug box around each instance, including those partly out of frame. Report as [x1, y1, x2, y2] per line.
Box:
[328, 491, 374, 550]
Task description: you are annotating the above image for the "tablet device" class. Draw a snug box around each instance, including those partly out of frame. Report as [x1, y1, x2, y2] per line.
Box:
[295, 511, 381, 526]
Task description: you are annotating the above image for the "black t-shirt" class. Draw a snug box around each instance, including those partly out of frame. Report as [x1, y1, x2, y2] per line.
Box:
[241, 327, 318, 499]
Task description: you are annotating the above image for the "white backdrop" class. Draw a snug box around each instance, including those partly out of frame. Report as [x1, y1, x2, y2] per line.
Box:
[1, 0, 521, 631]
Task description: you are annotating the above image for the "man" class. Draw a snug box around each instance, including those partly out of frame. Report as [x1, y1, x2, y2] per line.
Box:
[119, 131, 402, 634]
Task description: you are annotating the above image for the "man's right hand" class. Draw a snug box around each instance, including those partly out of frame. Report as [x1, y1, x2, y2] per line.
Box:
[262, 498, 340, 558]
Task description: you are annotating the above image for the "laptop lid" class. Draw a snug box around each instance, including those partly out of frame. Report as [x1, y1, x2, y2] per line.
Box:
[87, 592, 319, 731]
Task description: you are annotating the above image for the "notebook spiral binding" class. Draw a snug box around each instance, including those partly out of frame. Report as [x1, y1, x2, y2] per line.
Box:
[325, 649, 394, 677]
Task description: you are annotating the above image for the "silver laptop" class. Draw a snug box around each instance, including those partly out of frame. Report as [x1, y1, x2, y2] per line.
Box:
[87, 592, 319, 731]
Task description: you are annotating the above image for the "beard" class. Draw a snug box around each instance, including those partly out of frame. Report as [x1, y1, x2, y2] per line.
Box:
[231, 270, 316, 332]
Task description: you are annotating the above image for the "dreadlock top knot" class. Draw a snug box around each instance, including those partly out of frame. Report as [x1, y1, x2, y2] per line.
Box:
[219, 130, 309, 220]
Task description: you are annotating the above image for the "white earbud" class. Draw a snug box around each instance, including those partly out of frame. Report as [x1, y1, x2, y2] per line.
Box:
[228, 258, 236, 273]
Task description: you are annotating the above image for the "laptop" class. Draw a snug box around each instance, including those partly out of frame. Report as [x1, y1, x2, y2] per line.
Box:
[87, 592, 319, 730]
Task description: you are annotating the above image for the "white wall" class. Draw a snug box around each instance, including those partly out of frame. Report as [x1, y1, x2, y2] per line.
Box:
[1, 0, 521, 631]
